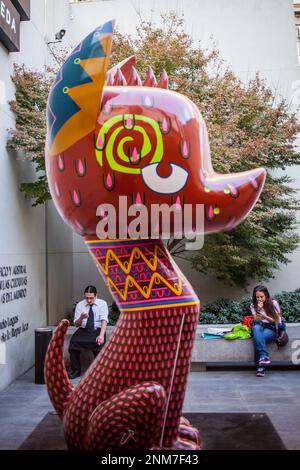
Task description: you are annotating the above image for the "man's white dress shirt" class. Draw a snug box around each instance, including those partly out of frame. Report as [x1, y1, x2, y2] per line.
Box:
[74, 298, 108, 329]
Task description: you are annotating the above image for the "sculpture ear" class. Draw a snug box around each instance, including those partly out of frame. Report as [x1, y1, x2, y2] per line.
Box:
[46, 20, 115, 157]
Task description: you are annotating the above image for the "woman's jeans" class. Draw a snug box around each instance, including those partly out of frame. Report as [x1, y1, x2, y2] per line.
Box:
[252, 321, 285, 366]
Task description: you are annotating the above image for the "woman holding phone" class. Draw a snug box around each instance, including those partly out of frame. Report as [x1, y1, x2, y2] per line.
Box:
[250, 285, 284, 377]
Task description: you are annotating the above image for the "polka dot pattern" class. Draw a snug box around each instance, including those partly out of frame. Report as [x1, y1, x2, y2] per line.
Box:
[60, 305, 199, 449]
[44, 240, 200, 450]
[44, 320, 75, 419]
[45, 305, 200, 449]
[86, 382, 166, 450]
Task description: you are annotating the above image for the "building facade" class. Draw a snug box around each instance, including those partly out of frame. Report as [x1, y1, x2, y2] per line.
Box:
[0, 0, 48, 391]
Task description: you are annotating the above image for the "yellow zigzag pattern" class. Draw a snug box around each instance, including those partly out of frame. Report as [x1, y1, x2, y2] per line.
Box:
[93, 245, 170, 276]
[87, 244, 182, 301]
[106, 272, 182, 301]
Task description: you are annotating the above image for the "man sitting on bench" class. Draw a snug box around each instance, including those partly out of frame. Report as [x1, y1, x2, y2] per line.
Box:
[68, 285, 108, 379]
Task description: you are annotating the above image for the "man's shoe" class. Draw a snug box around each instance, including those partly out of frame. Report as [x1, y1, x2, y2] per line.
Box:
[68, 370, 81, 379]
[256, 367, 265, 377]
[258, 356, 271, 366]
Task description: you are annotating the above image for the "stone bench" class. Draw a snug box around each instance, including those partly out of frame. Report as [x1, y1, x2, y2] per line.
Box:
[49, 323, 300, 372]
[192, 323, 300, 370]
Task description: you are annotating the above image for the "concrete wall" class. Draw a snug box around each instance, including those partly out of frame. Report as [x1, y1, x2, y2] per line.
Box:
[46, 202, 74, 325]
[0, 0, 79, 389]
[68, 0, 139, 43]
[0, 0, 49, 391]
[43, 1, 75, 326]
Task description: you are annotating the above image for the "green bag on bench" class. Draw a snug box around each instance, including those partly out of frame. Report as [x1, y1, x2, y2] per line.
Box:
[224, 324, 251, 340]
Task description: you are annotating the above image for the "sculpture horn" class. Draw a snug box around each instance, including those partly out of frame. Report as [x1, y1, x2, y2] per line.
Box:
[107, 55, 136, 83]
[46, 20, 115, 157]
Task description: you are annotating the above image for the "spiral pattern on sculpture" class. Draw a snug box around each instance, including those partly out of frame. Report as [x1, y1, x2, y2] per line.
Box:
[95, 114, 164, 174]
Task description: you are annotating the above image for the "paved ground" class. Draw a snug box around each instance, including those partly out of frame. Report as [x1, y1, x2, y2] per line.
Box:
[184, 369, 300, 450]
[0, 368, 299, 450]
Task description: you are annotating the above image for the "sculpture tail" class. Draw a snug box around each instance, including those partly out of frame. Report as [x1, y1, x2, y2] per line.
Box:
[44, 320, 75, 419]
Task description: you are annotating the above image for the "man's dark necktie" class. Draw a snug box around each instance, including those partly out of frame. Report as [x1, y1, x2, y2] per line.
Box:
[86, 305, 94, 332]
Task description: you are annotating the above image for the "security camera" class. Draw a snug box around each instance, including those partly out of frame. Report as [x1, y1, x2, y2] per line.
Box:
[55, 29, 66, 41]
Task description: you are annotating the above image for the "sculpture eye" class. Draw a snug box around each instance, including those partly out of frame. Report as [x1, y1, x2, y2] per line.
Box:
[141, 163, 188, 194]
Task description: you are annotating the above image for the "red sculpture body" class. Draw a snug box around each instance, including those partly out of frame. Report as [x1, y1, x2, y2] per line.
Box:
[44, 21, 266, 450]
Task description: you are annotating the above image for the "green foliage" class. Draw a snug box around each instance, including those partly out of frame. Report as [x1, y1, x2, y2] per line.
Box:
[200, 297, 248, 324]
[199, 289, 300, 323]
[106, 289, 300, 325]
[7, 64, 52, 205]
[108, 302, 120, 325]
[112, 12, 300, 287]
[19, 155, 50, 206]
[274, 289, 300, 322]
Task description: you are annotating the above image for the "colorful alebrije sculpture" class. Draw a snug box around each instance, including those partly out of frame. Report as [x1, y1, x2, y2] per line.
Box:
[44, 21, 266, 450]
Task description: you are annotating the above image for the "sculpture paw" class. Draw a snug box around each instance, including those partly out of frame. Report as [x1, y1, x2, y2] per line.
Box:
[151, 417, 201, 450]
[176, 416, 201, 449]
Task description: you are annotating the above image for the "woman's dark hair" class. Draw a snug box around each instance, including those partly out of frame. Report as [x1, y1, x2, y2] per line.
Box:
[84, 285, 97, 295]
[252, 285, 279, 320]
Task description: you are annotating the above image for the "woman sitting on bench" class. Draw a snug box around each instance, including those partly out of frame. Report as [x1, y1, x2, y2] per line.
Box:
[250, 285, 284, 377]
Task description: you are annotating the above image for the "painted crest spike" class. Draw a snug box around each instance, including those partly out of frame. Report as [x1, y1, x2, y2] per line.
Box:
[128, 65, 143, 86]
[107, 73, 114, 86]
[158, 69, 169, 89]
[107, 55, 136, 83]
[143, 66, 157, 87]
[113, 68, 127, 86]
